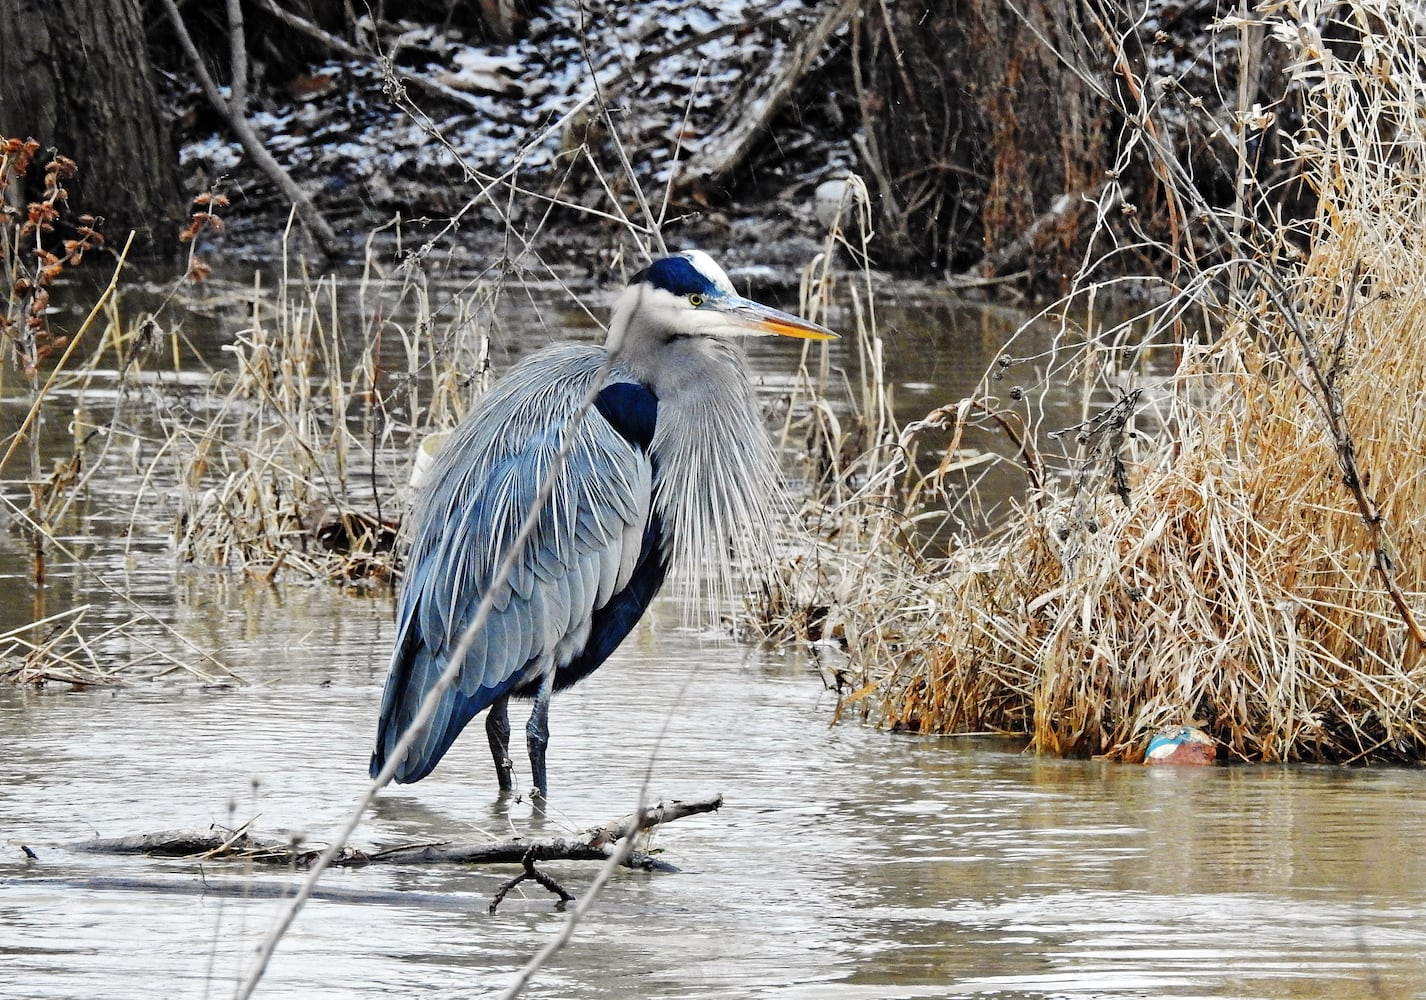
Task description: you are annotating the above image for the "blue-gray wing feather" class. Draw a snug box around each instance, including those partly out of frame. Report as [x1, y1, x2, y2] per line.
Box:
[371, 345, 659, 783]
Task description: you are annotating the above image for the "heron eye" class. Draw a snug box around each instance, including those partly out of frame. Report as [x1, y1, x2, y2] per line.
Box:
[688, 293, 705, 307]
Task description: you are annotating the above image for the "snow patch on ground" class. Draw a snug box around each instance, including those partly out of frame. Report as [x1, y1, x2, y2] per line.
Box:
[176, 0, 846, 253]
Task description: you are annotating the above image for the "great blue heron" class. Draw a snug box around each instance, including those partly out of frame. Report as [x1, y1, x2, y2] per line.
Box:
[371, 250, 836, 797]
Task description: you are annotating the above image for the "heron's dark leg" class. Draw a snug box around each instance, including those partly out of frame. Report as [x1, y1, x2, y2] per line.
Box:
[526, 663, 557, 798]
[485, 695, 514, 792]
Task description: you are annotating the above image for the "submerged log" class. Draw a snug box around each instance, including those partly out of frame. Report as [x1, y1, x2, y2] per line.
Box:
[72, 794, 723, 875]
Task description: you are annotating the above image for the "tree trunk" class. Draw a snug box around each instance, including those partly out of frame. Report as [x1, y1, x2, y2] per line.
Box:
[856, 0, 1110, 289]
[0, 0, 182, 252]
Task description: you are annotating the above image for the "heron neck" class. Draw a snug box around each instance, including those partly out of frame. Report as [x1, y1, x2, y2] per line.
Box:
[642, 337, 780, 623]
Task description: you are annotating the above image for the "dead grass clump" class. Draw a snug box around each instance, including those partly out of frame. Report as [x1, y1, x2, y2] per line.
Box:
[166, 265, 397, 585]
[159, 240, 482, 587]
[776, 0, 1426, 763]
[0, 605, 234, 686]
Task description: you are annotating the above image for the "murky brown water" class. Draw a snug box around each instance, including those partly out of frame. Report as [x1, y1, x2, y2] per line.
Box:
[3, 273, 1426, 999]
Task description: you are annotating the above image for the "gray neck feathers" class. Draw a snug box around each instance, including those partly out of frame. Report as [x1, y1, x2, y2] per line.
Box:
[608, 294, 785, 620]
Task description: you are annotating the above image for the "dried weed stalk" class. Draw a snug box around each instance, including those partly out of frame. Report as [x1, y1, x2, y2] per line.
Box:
[771, 0, 1426, 763]
[0, 604, 230, 686]
[0, 136, 106, 534]
[160, 232, 485, 587]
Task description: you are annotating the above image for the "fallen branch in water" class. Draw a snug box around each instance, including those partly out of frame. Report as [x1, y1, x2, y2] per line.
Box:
[71, 794, 723, 876]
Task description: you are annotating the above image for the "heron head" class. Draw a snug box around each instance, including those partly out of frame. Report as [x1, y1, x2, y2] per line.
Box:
[606, 250, 837, 357]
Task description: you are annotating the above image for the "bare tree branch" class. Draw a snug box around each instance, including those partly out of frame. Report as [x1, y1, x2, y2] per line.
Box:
[158, 0, 340, 255]
[252, 0, 502, 115]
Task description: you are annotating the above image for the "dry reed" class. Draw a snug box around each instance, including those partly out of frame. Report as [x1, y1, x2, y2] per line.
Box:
[771, 0, 1426, 763]
[0, 604, 233, 685]
[157, 227, 489, 588]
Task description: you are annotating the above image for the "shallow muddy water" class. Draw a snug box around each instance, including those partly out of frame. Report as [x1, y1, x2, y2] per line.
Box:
[6, 596, 1426, 999]
[4, 272, 1426, 998]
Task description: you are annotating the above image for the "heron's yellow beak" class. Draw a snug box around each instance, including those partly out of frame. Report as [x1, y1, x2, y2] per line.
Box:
[724, 297, 838, 340]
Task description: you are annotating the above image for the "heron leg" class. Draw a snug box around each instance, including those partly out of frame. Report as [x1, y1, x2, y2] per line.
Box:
[526, 664, 557, 799]
[485, 695, 514, 792]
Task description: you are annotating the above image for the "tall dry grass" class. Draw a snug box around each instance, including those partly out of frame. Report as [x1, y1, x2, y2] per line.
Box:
[0, 185, 492, 682]
[775, 0, 1426, 763]
[154, 225, 491, 588]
